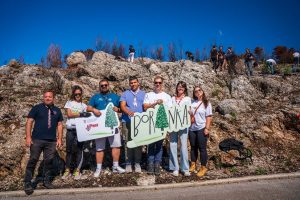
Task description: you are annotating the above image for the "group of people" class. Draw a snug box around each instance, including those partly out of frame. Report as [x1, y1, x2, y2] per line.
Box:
[209, 45, 238, 76]
[23, 76, 213, 195]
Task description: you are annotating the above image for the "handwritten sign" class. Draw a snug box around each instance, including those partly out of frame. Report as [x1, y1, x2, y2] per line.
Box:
[127, 101, 191, 148]
[75, 103, 120, 142]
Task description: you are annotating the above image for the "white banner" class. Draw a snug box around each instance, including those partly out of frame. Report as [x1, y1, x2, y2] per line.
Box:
[75, 103, 120, 142]
[127, 101, 191, 148]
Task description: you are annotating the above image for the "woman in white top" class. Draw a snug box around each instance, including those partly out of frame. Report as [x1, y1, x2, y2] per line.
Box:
[62, 85, 89, 180]
[189, 85, 212, 177]
[169, 81, 191, 177]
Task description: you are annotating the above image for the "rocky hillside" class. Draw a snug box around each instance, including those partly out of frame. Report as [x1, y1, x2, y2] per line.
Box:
[0, 52, 299, 191]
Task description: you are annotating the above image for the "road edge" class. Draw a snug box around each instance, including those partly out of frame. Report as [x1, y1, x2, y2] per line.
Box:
[1, 172, 300, 197]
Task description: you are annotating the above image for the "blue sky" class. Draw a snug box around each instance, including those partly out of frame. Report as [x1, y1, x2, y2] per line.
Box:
[1, 0, 299, 64]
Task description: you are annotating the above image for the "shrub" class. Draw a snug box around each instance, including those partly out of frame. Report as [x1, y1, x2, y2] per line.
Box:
[46, 44, 63, 68]
[168, 42, 177, 62]
[282, 65, 292, 75]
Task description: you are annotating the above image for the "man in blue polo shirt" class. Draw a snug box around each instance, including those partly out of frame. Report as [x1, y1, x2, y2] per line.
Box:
[120, 76, 146, 173]
[87, 79, 125, 177]
[24, 90, 63, 195]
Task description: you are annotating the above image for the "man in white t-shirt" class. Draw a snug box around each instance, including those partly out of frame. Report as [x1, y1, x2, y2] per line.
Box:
[266, 59, 276, 74]
[143, 76, 172, 175]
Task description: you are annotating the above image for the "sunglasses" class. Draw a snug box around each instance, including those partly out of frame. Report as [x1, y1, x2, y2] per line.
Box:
[154, 82, 162, 85]
[100, 84, 108, 88]
[74, 93, 82, 97]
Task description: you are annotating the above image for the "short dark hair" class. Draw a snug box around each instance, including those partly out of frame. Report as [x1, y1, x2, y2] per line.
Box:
[129, 76, 138, 82]
[43, 89, 55, 97]
[99, 79, 109, 84]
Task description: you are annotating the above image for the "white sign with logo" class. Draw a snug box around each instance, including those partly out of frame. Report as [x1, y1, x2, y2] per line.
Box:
[75, 103, 120, 142]
[127, 101, 191, 148]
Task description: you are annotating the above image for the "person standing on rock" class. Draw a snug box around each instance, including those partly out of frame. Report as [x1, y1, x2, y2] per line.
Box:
[244, 48, 255, 78]
[128, 45, 135, 63]
[24, 90, 63, 195]
[169, 81, 191, 177]
[120, 76, 146, 173]
[189, 86, 212, 177]
[143, 76, 172, 175]
[62, 85, 90, 180]
[225, 47, 238, 76]
[87, 79, 125, 177]
[293, 50, 299, 72]
[217, 46, 226, 71]
[210, 45, 218, 73]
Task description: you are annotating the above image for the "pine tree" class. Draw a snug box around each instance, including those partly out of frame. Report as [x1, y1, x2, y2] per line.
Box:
[155, 104, 169, 131]
[105, 104, 118, 133]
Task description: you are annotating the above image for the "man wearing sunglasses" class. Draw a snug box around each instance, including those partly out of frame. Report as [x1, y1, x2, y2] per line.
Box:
[87, 79, 125, 177]
[143, 76, 172, 175]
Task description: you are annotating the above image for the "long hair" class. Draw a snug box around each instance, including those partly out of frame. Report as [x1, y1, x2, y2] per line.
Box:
[70, 85, 83, 101]
[175, 81, 188, 96]
[192, 85, 209, 108]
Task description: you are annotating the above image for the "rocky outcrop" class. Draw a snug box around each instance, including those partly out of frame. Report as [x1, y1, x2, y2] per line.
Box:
[0, 51, 299, 191]
[66, 52, 87, 67]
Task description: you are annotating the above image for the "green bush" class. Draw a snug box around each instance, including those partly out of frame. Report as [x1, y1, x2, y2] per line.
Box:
[282, 65, 292, 75]
[261, 63, 271, 74]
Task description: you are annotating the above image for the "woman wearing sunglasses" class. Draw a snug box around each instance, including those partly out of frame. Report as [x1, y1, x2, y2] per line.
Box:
[62, 85, 88, 180]
[189, 85, 212, 177]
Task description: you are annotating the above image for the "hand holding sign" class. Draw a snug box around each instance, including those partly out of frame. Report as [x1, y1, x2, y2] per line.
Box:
[75, 103, 120, 142]
[127, 101, 191, 148]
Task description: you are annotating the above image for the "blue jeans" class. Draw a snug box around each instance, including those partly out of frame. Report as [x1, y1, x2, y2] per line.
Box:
[148, 139, 164, 164]
[245, 61, 253, 77]
[169, 128, 189, 172]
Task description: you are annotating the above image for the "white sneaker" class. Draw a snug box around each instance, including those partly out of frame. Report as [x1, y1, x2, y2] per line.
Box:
[134, 163, 142, 173]
[183, 171, 191, 176]
[94, 168, 101, 178]
[113, 166, 125, 174]
[125, 164, 132, 173]
[172, 170, 179, 177]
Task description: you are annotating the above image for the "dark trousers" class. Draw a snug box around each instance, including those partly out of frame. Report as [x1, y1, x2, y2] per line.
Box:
[228, 60, 238, 76]
[122, 122, 142, 164]
[24, 139, 56, 183]
[189, 129, 208, 166]
[65, 129, 84, 170]
[148, 139, 164, 164]
[211, 58, 218, 71]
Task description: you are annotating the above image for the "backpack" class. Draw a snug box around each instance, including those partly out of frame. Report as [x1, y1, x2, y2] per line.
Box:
[219, 138, 253, 162]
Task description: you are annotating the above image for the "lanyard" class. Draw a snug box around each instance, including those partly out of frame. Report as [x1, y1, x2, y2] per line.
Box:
[130, 89, 139, 107]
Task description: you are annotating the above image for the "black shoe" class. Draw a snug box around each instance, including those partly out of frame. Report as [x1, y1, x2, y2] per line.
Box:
[43, 181, 54, 189]
[154, 163, 160, 176]
[147, 163, 154, 175]
[24, 182, 34, 195]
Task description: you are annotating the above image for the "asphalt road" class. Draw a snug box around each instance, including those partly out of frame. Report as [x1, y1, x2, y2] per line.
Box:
[2, 177, 300, 200]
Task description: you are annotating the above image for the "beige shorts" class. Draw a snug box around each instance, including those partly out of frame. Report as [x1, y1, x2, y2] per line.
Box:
[95, 128, 122, 151]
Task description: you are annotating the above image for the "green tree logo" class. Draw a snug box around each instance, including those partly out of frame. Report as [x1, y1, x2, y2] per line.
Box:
[155, 104, 169, 132]
[105, 104, 118, 133]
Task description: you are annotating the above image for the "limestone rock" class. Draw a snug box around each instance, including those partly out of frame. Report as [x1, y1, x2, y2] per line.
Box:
[66, 52, 87, 66]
